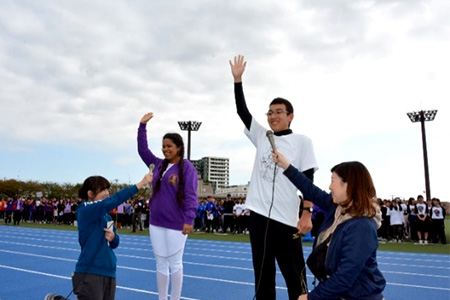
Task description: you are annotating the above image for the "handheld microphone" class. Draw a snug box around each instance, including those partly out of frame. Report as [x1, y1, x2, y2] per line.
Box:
[266, 130, 276, 151]
[146, 163, 155, 189]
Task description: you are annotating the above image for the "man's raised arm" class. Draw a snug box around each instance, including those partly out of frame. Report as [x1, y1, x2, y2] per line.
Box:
[230, 55, 252, 130]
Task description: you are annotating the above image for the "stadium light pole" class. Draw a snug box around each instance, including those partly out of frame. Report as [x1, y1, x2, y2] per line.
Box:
[406, 110, 437, 201]
[177, 121, 202, 161]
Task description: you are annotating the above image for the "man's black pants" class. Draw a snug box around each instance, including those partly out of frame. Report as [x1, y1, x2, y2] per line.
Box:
[249, 211, 307, 300]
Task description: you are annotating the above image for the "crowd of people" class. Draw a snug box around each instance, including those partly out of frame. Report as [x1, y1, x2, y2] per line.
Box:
[194, 194, 251, 234]
[0, 196, 151, 232]
[0, 197, 78, 226]
[1, 194, 446, 247]
[377, 195, 446, 244]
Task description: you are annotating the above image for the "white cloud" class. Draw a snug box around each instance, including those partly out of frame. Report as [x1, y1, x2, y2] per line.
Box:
[0, 0, 448, 199]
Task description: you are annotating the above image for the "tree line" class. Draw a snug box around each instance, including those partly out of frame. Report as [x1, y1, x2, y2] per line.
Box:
[0, 178, 132, 199]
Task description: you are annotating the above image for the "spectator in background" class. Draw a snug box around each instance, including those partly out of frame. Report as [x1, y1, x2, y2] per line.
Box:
[430, 198, 446, 244]
[64, 199, 73, 224]
[194, 198, 206, 232]
[233, 199, 245, 234]
[406, 197, 417, 241]
[205, 196, 217, 233]
[426, 199, 433, 214]
[44, 199, 52, 223]
[415, 195, 429, 245]
[212, 198, 221, 232]
[116, 201, 125, 229]
[378, 199, 389, 241]
[28, 199, 36, 223]
[57, 199, 64, 225]
[52, 199, 58, 224]
[0, 198, 6, 220]
[71, 200, 78, 226]
[143, 200, 150, 229]
[22, 198, 30, 223]
[387, 198, 406, 242]
[12, 198, 23, 225]
[123, 199, 132, 228]
[241, 199, 250, 234]
[223, 194, 235, 233]
[35, 198, 42, 223]
[5, 199, 13, 224]
[384, 200, 392, 240]
[132, 197, 144, 232]
[217, 199, 225, 232]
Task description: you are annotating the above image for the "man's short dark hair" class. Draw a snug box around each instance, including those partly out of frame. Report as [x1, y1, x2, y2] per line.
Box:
[270, 97, 294, 114]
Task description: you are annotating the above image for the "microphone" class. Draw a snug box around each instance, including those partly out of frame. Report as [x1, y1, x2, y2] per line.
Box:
[266, 130, 276, 151]
[146, 163, 155, 189]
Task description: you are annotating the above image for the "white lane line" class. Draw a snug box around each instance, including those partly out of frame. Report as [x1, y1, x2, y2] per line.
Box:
[0, 240, 253, 262]
[386, 282, 450, 291]
[0, 264, 203, 300]
[2, 229, 448, 262]
[377, 261, 450, 270]
[3, 248, 450, 293]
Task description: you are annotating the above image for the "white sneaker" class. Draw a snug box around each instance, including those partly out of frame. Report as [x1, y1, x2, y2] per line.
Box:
[419, 240, 423, 244]
[424, 240, 428, 245]
[44, 293, 68, 300]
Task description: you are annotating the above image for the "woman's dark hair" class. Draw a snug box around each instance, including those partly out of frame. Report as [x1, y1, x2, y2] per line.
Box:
[154, 133, 185, 206]
[331, 161, 376, 218]
[78, 176, 110, 200]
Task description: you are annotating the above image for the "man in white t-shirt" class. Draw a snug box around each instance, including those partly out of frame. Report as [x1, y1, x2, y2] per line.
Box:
[230, 55, 318, 300]
[233, 199, 245, 233]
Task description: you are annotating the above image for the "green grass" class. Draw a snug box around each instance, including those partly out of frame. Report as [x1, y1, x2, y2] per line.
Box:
[3, 221, 449, 255]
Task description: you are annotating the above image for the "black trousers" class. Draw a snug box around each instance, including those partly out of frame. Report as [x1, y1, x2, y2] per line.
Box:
[132, 212, 142, 231]
[72, 273, 116, 300]
[249, 211, 307, 300]
[432, 219, 447, 244]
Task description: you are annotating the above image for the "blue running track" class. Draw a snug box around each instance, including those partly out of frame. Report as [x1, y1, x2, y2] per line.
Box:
[0, 226, 449, 300]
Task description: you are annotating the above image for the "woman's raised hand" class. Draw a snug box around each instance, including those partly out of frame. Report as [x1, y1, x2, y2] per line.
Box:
[140, 112, 154, 124]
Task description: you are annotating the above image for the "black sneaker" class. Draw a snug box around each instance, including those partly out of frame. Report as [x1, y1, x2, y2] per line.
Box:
[44, 293, 69, 300]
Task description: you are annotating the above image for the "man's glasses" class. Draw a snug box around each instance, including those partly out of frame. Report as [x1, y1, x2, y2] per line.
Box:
[266, 109, 290, 117]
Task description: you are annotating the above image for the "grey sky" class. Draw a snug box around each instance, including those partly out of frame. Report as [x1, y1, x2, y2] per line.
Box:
[1, 0, 448, 199]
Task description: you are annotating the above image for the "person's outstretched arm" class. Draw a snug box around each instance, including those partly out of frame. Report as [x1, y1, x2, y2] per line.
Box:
[230, 55, 252, 130]
[138, 112, 161, 167]
[273, 151, 332, 212]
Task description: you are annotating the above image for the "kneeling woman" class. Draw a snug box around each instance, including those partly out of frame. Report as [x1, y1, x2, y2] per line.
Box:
[138, 112, 198, 300]
[273, 151, 386, 300]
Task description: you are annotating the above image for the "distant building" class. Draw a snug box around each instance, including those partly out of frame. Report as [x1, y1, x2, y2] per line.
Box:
[215, 183, 249, 199]
[196, 174, 214, 199]
[192, 157, 229, 190]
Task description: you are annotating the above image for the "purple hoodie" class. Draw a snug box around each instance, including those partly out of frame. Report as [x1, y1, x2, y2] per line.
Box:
[137, 123, 198, 231]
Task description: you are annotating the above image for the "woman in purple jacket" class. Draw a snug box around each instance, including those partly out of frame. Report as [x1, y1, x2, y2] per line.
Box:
[138, 112, 198, 300]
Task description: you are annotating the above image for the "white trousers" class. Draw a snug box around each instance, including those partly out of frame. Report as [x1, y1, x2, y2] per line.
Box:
[149, 225, 187, 300]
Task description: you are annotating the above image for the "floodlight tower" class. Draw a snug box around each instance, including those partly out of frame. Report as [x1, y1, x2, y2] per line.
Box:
[406, 110, 437, 201]
[177, 121, 202, 161]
